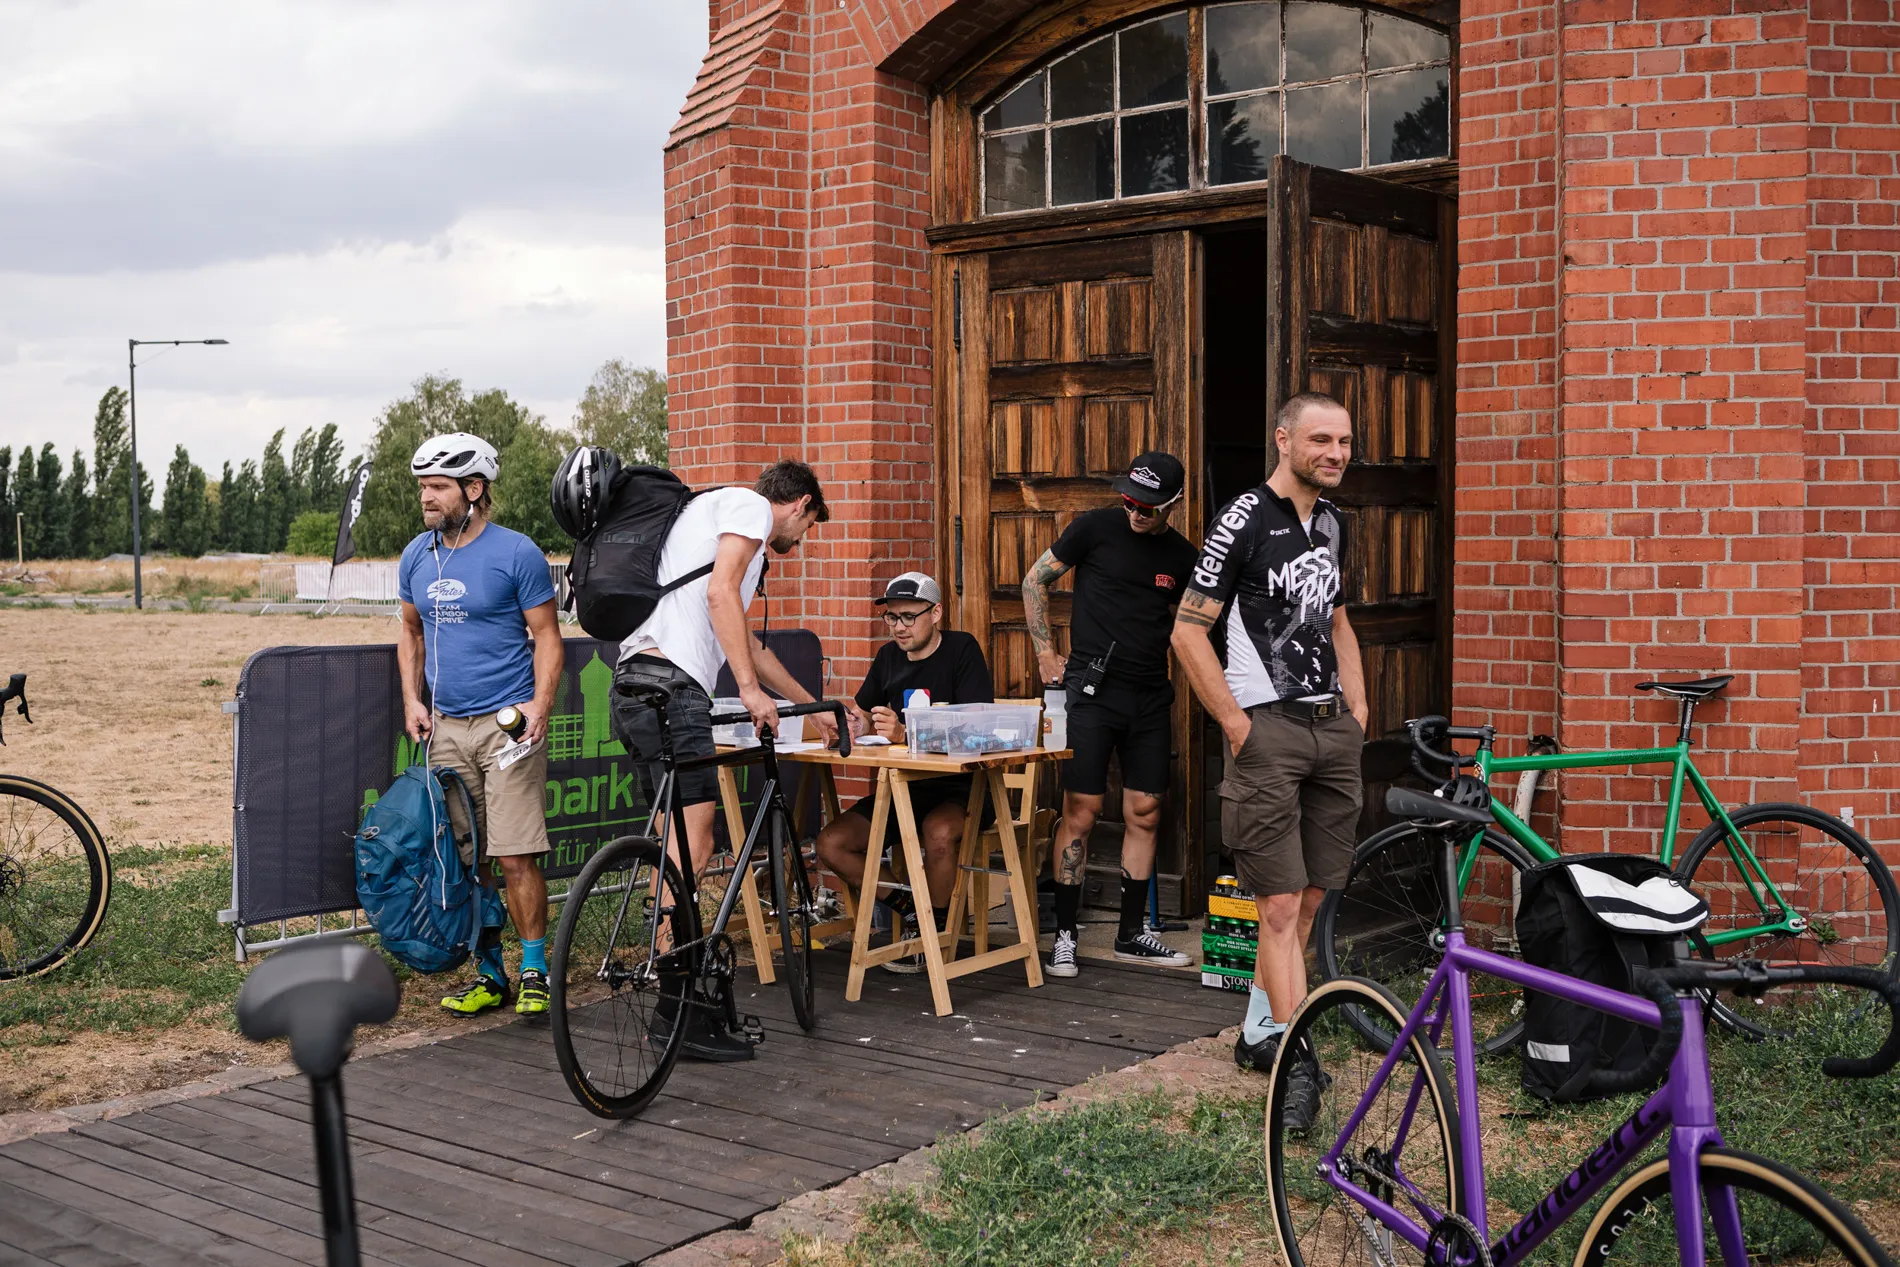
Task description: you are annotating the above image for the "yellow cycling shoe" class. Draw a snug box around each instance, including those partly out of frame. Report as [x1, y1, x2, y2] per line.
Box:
[515, 970, 550, 1018]
[441, 975, 508, 1016]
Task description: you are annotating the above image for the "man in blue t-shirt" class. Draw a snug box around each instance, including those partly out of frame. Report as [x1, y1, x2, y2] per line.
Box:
[397, 432, 564, 1020]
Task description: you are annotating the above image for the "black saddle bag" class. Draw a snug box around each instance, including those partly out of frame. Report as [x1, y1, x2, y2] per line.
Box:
[1518, 854, 1708, 1102]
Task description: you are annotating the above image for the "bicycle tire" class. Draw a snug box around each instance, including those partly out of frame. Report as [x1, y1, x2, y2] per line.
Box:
[770, 809, 817, 1032]
[0, 774, 112, 980]
[1577, 1146, 1894, 1267]
[1317, 822, 1536, 1056]
[549, 836, 698, 1119]
[1675, 803, 1900, 1040]
[1268, 976, 1463, 1267]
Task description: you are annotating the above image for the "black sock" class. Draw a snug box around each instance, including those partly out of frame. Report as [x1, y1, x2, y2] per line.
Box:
[883, 889, 915, 918]
[932, 907, 949, 934]
[1054, 882, 1082, 935]
[1118, 876, 1148, 942]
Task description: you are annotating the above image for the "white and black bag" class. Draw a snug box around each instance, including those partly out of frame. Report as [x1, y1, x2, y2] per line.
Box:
[1517, 854, 1708, 1101]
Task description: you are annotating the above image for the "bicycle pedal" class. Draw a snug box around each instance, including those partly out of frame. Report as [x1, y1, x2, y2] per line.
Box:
[740, 1015, 766, 1045]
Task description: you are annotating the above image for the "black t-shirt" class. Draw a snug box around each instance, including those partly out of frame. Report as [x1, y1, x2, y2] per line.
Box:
[855, 630, 995, 715]
[1185, 485, 1349, 707]
[1051, 506, 1198, 687]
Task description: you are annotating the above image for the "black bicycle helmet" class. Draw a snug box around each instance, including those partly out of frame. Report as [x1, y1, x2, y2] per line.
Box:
[550, 445, 623, 540]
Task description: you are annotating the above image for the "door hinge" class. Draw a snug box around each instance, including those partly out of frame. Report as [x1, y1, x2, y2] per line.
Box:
[952, 268, 963, 352]
[953, 516, 964, 592]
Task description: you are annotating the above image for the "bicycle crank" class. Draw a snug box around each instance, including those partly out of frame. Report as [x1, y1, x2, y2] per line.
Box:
[1425, 1213, 1492, 1267]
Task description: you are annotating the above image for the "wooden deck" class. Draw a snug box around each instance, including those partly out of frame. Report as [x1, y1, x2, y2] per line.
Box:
[0, 950, 1240, 1266]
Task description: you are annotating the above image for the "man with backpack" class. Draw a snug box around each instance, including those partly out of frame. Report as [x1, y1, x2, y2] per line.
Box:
[396, 432, 565, 1020]
[608, 458, 836, 1061]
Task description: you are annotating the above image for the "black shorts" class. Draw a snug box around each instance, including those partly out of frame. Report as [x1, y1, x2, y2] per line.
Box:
[843, 776, 995, 852]
[609, 657, 718, 809]
[1063, 682, 1173, 797]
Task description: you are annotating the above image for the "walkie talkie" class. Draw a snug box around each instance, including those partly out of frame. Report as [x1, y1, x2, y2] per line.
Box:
[1077, 641, 1116, 698]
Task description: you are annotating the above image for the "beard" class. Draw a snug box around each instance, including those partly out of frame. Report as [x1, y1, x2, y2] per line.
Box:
[1290, 454, 1345, 491]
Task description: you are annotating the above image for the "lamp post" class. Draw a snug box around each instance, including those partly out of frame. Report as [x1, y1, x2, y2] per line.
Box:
[128, 338, 228, 608]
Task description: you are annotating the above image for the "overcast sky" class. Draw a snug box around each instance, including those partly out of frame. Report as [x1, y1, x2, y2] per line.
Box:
[0, 0, 706, 478]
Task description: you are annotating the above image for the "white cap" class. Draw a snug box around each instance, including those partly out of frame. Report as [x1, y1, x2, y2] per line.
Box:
[875, 572, 942, 606]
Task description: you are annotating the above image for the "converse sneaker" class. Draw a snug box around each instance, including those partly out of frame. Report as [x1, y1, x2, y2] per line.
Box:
[1113, 929, 1192, 967]
[1046, 929, 1079, 978]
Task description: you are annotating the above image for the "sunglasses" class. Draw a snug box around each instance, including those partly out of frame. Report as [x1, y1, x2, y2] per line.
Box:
[882, 607, 933, 627]
[1121, 495, 1163, 518]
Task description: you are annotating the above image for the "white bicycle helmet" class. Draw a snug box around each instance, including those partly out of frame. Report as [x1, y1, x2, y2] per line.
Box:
[410, 432, 499, 481]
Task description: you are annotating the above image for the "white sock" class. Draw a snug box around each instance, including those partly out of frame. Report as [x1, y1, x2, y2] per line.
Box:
[1243, 986, 1284, 1045]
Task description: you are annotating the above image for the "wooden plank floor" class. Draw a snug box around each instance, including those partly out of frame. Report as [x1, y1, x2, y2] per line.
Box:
[0, 949, 1240, 1266]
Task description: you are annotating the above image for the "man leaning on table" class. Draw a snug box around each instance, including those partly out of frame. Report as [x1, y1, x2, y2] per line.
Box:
[814, 572, 995, 973]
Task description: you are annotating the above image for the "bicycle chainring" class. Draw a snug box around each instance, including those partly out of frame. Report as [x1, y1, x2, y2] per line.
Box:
[1425, 1213, 1492, 1267]
[701, 933, 738, 993]
[0, 853, 21, 901]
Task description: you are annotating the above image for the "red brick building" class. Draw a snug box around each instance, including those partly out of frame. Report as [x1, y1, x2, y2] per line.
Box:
[661, 0, 1899, 916]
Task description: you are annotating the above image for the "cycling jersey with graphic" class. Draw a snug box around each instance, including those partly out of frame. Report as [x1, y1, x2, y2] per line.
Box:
[1184, 486, 1348, 709]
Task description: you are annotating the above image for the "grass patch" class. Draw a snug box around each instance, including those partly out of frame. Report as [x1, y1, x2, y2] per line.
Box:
[851, 1090, 1272, 1267]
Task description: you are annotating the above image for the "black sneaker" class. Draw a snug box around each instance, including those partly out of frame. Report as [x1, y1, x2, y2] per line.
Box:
[1282, 1040, 1332, 1134]
[880, 911, 925, 975]
[1113, 930, 1192, 967]
[1235, 1029, 1281, 1074]
[649, 991, 757, 1062]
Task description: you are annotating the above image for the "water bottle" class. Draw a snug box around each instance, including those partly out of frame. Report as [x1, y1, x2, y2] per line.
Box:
[1043, 688, 1067, 750]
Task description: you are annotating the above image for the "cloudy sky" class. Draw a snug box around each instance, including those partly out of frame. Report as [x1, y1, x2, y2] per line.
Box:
[1, 1, 706, 477]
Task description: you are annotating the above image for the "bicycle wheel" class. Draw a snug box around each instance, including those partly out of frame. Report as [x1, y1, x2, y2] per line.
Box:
[769, 808, 817, 1032]
[1676, 803, 1900, 1039]
[0, 775, 112, 980]
[1317, 822, 1535, 1056]
[1578, 1147, 1893, 1267]
[1268, 977, 1463, 1267]
[549, 836, 698, 1118]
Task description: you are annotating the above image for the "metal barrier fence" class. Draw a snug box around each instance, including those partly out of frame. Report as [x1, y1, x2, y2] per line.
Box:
[256, 560, 568, 613]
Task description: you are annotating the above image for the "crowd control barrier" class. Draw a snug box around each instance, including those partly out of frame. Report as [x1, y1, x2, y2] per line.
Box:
[221, 630, 824, 960]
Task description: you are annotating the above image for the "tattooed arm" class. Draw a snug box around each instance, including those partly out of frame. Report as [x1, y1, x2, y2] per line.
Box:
[1172, 589, 1251, 757]
[1020, 548, 1073, 686]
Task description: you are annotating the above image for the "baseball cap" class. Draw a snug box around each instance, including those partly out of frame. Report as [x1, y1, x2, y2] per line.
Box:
[1113, 451, 1186, 506]
[875, 572, 943, 606]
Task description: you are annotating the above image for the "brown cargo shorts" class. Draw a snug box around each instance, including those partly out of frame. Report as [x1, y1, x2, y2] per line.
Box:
[1219, 705, 1364, 896]
[429, 710, 551, 860]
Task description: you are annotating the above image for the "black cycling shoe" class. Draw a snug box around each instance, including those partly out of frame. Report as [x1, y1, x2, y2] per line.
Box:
[1281, 1041, 1333, 1135]
[650, 991, 756, 1063]
[1234, 1029, 1281, 1073]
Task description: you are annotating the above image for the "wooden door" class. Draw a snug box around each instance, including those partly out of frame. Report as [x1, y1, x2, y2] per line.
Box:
[938, 232, 1199, 907]
[1269, 157, 1456, 831]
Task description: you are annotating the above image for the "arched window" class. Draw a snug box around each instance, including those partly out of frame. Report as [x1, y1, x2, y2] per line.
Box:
[980, 2, 1450, 216]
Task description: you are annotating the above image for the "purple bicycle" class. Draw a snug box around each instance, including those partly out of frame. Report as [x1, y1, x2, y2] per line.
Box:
[1267, 781, 1900, 1267]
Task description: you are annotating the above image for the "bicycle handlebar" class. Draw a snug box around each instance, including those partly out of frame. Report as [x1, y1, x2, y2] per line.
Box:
[1655, 960, 1900, 1080]
[1586, 967, 1684, 1096]
[1406, 716, 1482, 783]
[0, 673, 28, 745]
[708, 699, 851, 759]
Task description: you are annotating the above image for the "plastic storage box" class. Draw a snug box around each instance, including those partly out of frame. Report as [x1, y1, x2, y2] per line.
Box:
[903, 702, 1042, 755]
[710, 698, 803, 746]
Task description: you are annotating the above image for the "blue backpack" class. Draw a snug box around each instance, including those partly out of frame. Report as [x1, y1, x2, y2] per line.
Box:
[355, 765, 506, 974]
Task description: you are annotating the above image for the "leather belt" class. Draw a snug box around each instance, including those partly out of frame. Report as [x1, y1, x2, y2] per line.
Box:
[1257, 695, 1342, 722]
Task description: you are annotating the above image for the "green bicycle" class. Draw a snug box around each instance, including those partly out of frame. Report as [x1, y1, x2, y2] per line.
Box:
[1318, 675, 1900, 1054]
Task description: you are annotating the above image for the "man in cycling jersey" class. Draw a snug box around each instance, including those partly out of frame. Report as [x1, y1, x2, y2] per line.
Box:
[610, 458, 836, 1061]
[1172, 392, 1368, 1130]
[397, 432, 565, 1020]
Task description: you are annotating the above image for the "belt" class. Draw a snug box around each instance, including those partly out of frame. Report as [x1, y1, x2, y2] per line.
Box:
[1256, 695, 1342, 722]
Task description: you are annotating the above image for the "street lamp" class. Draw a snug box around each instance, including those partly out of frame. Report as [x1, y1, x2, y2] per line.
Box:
[127, 338, 229, 609]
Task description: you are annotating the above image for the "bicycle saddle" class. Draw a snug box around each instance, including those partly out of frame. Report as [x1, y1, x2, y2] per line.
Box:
[1386, 785, 1492, 827]
[236, 941, 399, 1081]
[1635, 674, 1732, 701]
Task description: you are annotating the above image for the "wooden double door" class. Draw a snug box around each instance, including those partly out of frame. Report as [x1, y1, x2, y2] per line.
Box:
[935, 158, 1456, 912]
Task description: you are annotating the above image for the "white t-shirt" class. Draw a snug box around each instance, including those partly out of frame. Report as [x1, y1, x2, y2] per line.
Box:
[617, 487, 774, 693]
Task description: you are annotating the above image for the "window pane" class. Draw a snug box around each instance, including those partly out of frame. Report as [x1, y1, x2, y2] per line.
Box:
[1052, 119, 1115, 204]
[1285, 79, 1360, 169]
[1206, 2, 1280, 95]
[1209, 93, 1279, 185]
[1368, 15, 1448, 69]
[1369, 68, 1449, 164]
[1121, 107, 1189, 196]
[1119, 14, 1189, 108]
[983, 72, 1044, 132]
[985, 131, 1046, 213]
[1050, 37, 1114, 119]
[1285, 1, 1361, 82]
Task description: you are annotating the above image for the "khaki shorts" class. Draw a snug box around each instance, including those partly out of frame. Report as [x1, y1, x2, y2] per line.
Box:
[1219, 706, 1364, 896]
[429, 710, 551, 859]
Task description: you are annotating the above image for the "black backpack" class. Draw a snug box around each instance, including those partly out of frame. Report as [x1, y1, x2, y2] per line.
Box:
[1517, 854, 1708, 1102]
[565, 465, 711, 640]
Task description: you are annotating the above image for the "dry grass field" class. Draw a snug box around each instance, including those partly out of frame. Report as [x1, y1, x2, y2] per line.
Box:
[0, 556, 306, 602]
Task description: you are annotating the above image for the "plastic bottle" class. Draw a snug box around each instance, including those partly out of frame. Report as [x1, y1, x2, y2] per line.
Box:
[1043, 688, 1067, 750]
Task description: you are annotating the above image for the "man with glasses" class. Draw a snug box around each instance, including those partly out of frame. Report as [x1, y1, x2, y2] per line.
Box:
[814, 573, 995, 971]
[1021, 452, 1199, 978]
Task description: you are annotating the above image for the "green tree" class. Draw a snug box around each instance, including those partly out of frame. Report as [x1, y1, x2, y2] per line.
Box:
[231, 461, 264, 552]
[285, 509, 339, 557]
[62, 451, 93, 560]
[161, 445, 213, 557]
[0, 446, 13, 563]
[91, 387, 134, 556]
[493, 424, 567, 552]
[32, 445, 68, 559]
[307, 423, 345, 510]
[259, 428, 293, 551]
[572, 360, 667, 466]
[214, 463, 237, 552]
[289, 428, 315, 521]
[10, 450, 33, 559]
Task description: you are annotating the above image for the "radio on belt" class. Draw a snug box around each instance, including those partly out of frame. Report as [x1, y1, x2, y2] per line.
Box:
[1076, 640, 1116, 698]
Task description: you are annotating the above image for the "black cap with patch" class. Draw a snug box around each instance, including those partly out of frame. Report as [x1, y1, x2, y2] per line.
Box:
[1112, 451, 1186, 506]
